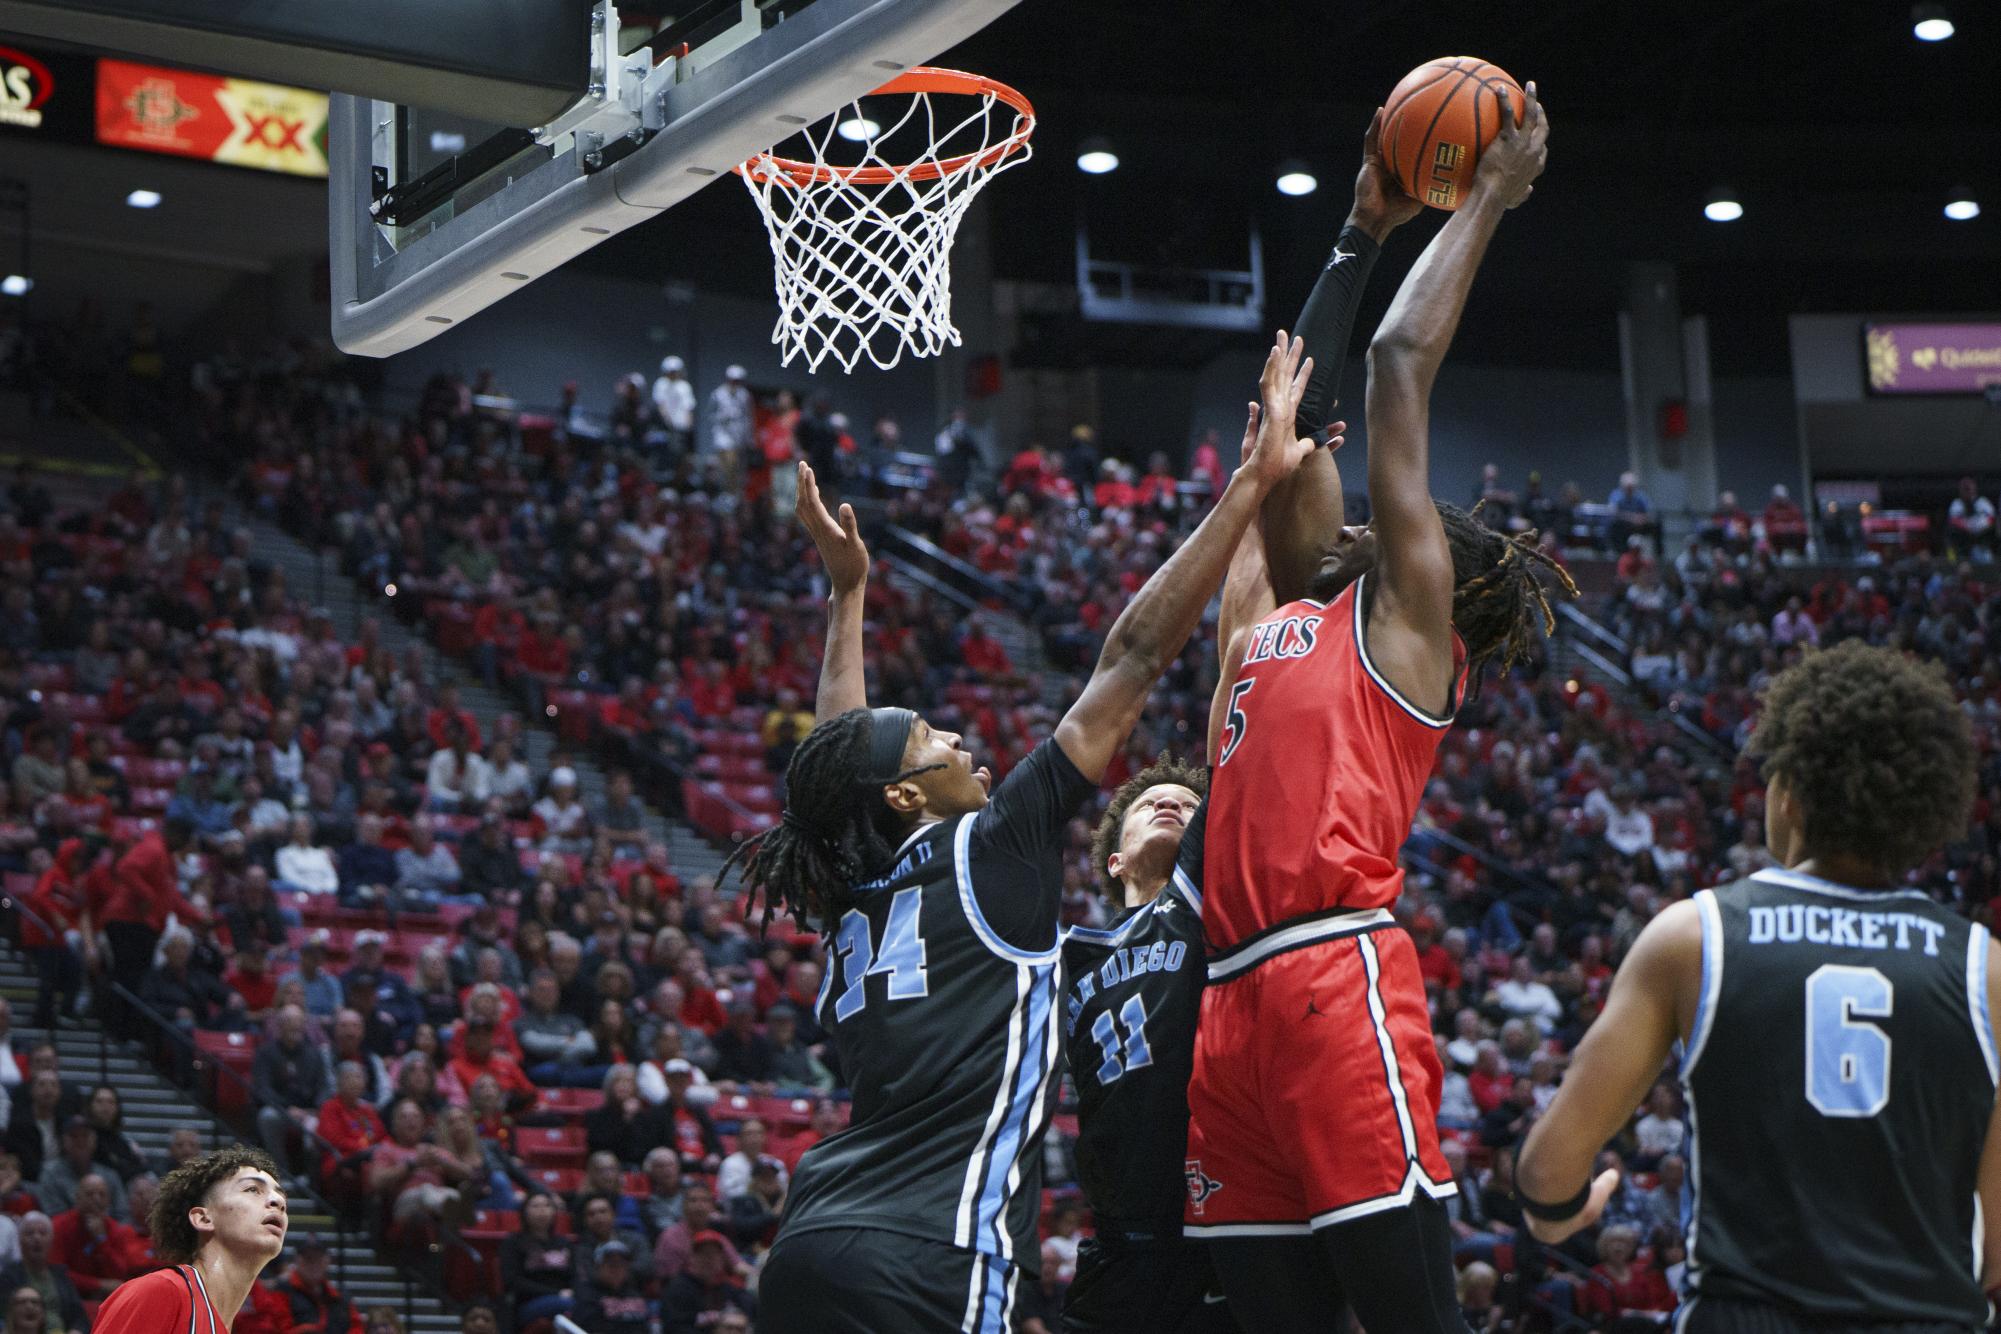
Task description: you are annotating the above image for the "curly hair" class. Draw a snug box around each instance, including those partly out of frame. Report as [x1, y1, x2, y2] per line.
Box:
[1747, 640, 1975, 877]
[1089, 754, 1209, 903]
[150, 1144, 281, 1265]
[1436, 501, 1578, 675]
[722, 708, 941, 933]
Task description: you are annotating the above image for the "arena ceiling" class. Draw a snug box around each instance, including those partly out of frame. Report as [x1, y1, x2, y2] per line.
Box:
[4, 0, 1996, 376]
[616, 0, 2001, 373]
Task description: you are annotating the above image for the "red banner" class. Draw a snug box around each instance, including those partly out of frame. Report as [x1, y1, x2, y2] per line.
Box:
[95, 58, 328, 177]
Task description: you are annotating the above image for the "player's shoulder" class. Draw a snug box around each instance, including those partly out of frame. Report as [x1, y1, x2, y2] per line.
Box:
[96, 1265, 193, 1325]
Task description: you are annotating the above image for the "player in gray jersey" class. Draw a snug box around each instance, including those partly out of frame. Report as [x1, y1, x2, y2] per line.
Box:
[1519, 641, 2000, 1333]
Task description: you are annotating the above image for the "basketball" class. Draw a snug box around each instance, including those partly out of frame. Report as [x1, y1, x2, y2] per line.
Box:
[1380, 56, 1526, 211]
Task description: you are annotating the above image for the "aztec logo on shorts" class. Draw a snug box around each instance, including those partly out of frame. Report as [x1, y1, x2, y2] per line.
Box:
[1184, 1160, 1222, 1214]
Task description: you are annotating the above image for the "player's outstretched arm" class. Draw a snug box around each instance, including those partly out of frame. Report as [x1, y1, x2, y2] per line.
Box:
[796, 461, 870, 721]
[1208, 424, 1283, 765]
[1365, 84, 1547, 712]
[1262, 108, 1417, 607]
[1517, 897, 1697, 1245]
[1059, 332, 1316, 785]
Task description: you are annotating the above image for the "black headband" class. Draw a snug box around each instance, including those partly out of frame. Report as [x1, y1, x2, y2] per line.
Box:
[866, 707, 918, 780]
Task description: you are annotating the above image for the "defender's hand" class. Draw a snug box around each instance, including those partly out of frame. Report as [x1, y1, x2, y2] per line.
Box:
[795, 462, 869, 596]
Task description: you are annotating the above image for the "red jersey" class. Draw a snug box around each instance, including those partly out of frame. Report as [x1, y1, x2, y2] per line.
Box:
[93, 1263, 228, 1334]
[1203, 577, 1465, 952]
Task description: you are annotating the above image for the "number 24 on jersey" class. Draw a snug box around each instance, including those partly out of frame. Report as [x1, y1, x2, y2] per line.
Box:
[831, 887, 931, 1020]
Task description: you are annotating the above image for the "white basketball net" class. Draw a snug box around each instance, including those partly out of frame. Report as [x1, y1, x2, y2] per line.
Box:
[738, 77, 1033, 374]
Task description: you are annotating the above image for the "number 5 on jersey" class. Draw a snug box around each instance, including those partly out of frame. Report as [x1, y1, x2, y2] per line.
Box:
[832, 887, 930, 1020]
[1218, 679, 1255, 766]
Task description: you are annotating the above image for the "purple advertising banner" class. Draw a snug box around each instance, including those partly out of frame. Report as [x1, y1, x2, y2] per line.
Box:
[1865, 322, 2001, 394]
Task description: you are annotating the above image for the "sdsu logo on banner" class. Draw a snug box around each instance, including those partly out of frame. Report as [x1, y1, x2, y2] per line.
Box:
[0, 47, 56, 129]
[96, 58, 329, 178]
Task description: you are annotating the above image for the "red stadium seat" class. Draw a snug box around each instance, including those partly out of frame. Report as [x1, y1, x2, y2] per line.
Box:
[526, 1166, 584, 1194]
[536, 1087, 604, 1116]
[194, 1029, 257, 1115]
[519, 1126, 587, 1168]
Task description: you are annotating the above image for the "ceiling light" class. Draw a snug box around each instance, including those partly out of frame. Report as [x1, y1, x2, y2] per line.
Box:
[836, 115, 879, 143]
[0, 275, 29, 297]
[1076, 136, 1118, 175]
[1275, 161, 1318, 197]
[1913, 3, 1954, 40]
[126, 189, 161, 209]
[1945, 189, 1980, 221]
[1703, 188, 1743, 223]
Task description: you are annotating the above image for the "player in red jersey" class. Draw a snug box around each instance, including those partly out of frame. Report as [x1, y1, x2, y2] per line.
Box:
[1185, 88, 1570, 1332]
[94, 1146, 288, 1334]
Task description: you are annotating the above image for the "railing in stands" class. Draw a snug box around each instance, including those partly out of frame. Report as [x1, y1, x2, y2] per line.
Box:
[881, 524, 1030, 613]
[1556, 602, 1735, 761]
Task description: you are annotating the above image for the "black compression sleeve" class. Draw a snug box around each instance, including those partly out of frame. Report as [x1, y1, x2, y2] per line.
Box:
[1292, 222, 1383, 440]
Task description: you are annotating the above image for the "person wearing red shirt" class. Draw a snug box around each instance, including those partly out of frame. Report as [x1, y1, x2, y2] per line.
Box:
[515, 614, 570, 679]
[1413, 916, 1463, 995]
[279, 1237, 361, 1334]
[227, 1278, 297, 1334]
[1575, 1225, 1676, 1324]
[959, 625, 1011, 677]
[50, 1174, 148, 1299]
[103, 817, 204, 1037]
[22, 838, 96, 1029]
[444, 1021, 539, 1112]
[423, 686, 482, 753]
[315, 1063, 387, 1184]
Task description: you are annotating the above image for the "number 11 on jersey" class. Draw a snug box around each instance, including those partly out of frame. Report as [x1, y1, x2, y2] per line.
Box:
[1090, 994, 1153, 1085]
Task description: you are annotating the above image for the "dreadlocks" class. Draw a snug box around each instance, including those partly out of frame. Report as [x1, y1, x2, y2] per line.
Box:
[1435, 500, 1578, 674]
[721, 708, 944, 933]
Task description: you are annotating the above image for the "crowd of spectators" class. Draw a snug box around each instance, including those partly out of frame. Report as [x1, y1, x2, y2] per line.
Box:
[1, 309, 1997, 1331]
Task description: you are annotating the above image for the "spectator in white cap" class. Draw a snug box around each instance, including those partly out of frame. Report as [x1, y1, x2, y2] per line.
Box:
[651, 356, 696, 458]
[533, 767, 591, 852]
[706, 365, 752, 484]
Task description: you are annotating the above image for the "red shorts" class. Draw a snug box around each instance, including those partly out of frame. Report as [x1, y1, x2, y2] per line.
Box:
[1183, 914, 1456, 1235]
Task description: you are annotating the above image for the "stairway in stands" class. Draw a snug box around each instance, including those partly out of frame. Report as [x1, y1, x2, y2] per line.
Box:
[0, 940, 458, 1332]
[230, 504, 727, 885]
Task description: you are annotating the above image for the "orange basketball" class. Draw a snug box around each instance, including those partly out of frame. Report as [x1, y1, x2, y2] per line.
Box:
[1380, 57, 1526, 212]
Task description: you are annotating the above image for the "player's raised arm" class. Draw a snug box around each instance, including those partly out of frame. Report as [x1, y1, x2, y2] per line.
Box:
[1365, 84, 1547, 711]
[795, 461, 870, 721]
[1261, 108, 1420, 607]
[1059, 332, 1316, 784]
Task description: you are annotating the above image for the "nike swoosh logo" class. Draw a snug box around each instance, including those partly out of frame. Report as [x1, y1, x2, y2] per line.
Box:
[1203, 1293, 1228, 1305]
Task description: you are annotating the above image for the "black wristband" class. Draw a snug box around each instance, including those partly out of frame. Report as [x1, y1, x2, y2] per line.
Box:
[1515, 1179, 1591, 1224]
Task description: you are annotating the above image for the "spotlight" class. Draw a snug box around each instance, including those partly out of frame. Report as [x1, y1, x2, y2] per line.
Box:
[1945, 189, 1980, 221]
[836, 115, 879, 143]
[1275, 161, 1318, 197]
[0, 275, 29, 297]
[1703, 188, 1743, 223]
[1912, 3, 1954, 40]
[1076, 136, 1118, 175]
[126, 189, 162, 209]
